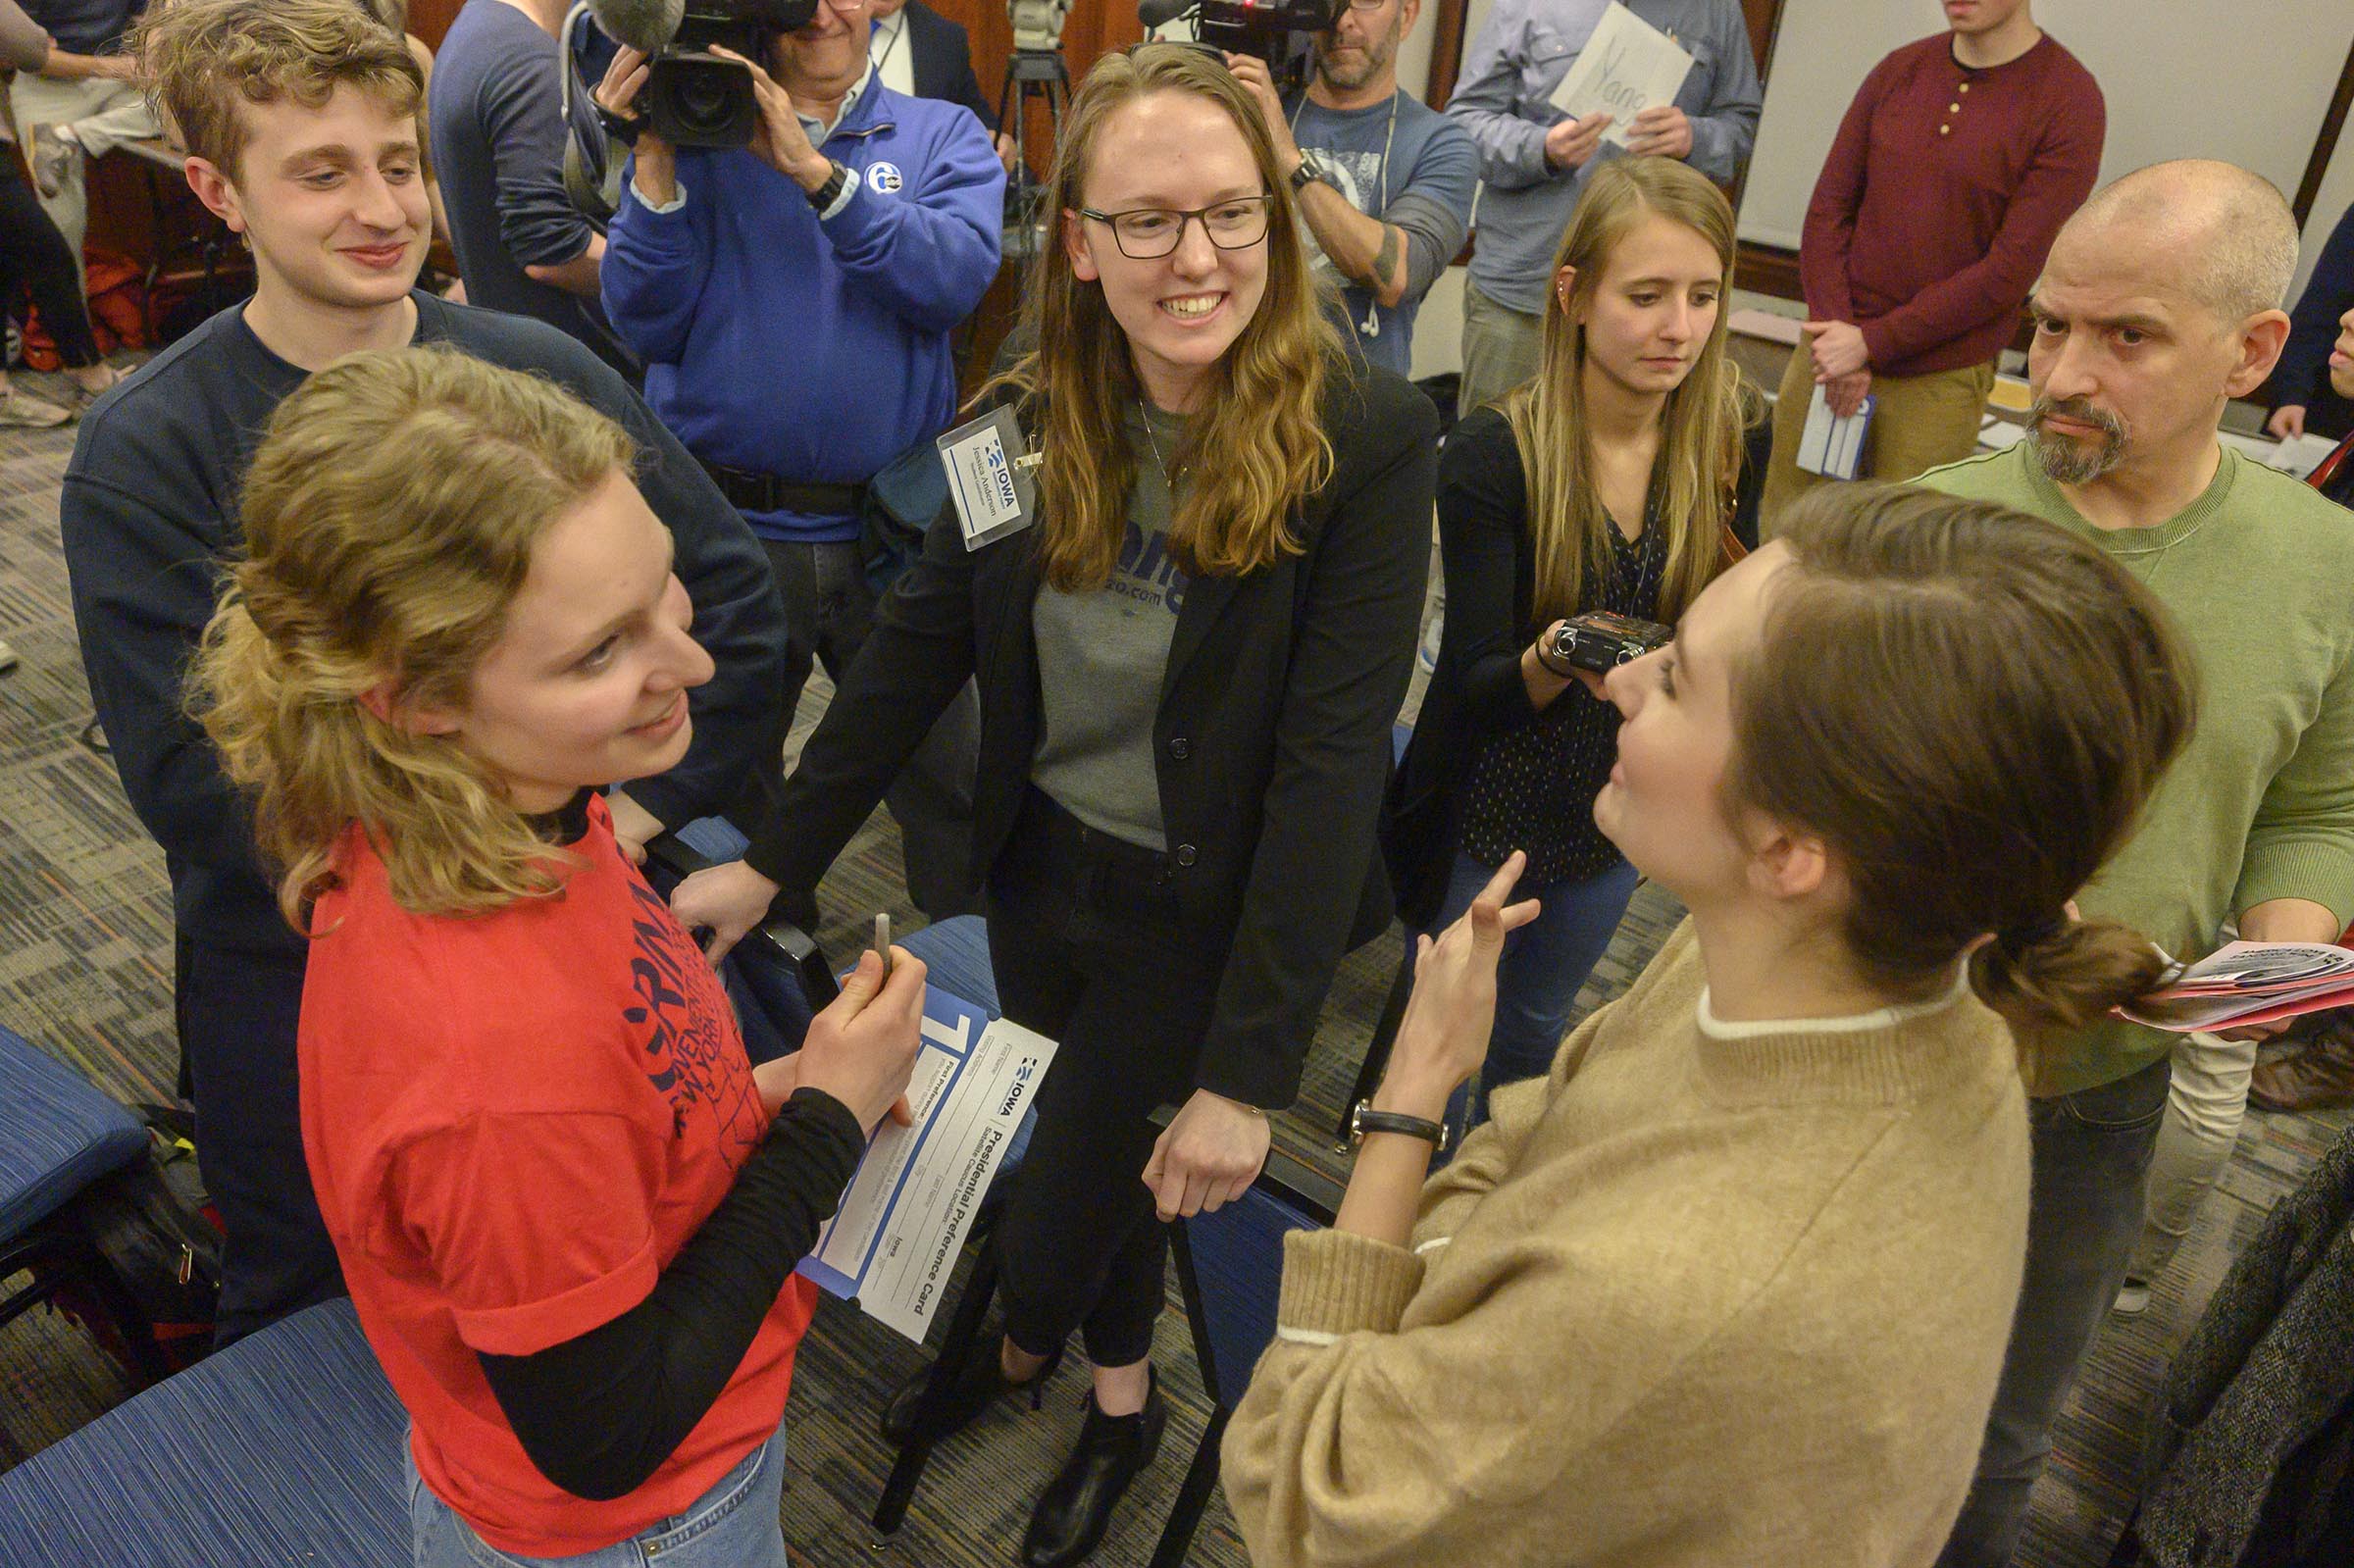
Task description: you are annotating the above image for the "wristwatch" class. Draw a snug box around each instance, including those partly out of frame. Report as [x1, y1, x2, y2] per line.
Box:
[1350, 1099, 1450, 1152]
[806, 158, 849, 211]
[1289, 158, 1328, 194]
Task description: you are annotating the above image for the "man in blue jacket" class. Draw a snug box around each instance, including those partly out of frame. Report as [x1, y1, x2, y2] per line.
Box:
[598, 0, 1003, 919]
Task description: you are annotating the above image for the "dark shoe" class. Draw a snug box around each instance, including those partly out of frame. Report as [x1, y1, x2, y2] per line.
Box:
[1021, 1370, 1167, 1568]
[2250, 1027, 2354, 1113]
[880, 1331, 1061, 1447]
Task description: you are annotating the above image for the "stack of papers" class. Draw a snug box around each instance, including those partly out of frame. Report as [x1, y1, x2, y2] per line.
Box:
[2212, 428, 2344, 481]
[1796, 382, 1872, 479]
[2121, 940, 2354, 1033]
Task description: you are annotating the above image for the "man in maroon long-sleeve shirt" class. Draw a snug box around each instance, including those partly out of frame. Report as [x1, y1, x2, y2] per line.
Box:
[1760, 0, 2103, 530]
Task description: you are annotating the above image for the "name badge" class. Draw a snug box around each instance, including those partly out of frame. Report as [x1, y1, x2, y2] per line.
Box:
[936, 406, 1037, 552]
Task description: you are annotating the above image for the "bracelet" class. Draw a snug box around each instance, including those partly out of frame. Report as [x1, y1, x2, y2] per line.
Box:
[1532, 639, 1576, 679]
[1350, 1100, 1449, 1152]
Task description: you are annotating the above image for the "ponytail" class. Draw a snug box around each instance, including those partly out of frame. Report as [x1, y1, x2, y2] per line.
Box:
[1969, 918, 2175, 1080]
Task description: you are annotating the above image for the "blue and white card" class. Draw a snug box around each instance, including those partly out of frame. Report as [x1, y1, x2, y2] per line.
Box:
[798, 986, 1056, 1341]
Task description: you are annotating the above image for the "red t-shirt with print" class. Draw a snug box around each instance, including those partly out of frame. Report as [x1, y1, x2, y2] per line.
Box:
[297, 794, 819, 1556]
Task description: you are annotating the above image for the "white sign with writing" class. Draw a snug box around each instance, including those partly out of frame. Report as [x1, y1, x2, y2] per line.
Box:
[1548, 1, 1695, 150]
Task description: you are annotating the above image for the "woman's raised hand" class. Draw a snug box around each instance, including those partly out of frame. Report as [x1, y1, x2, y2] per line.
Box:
[1379, 852, 1543, 1116]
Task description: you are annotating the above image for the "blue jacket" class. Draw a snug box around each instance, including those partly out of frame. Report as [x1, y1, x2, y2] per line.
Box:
[603, 78, 1004, 542]
[2271, 202, 2354, 442]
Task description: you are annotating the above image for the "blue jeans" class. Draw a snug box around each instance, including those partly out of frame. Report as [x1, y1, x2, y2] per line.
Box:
[407, 1426, 790, 1568]
[1429, 851, 1641, 1137]
[1935, 1055, 2172, 1568]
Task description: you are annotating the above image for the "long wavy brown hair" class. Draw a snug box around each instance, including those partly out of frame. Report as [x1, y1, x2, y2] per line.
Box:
[991, 43, 1340, 591]
[1504, 157, 1758, 627]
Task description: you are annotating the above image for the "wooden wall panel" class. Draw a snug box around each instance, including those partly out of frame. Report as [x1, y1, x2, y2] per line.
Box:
[408, 0, 463, 51]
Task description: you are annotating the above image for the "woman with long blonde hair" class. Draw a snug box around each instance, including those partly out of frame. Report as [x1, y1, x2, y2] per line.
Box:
[196, 347, 923, 1568]
[672, 42, 1437, 1565]
[1384, 156, 1756, 1131]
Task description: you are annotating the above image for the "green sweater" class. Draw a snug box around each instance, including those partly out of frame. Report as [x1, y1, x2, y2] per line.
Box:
[1919, 443, 2354, 1093]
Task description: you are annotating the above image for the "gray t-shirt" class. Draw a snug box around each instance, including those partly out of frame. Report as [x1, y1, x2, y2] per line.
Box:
[1031, 406, 1191, 851]
[1289, 90, 1478, 379]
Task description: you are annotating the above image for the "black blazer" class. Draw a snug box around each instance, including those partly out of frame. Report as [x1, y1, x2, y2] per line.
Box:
[903, 0, 998, 133]
[748, 364, 1438, 1108]
[1384, 407, 1553, 929]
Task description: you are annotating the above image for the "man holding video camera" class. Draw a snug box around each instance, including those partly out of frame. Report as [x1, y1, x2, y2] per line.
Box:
[597, 0, 1003, 917]
[1223, 0, 1476, 379]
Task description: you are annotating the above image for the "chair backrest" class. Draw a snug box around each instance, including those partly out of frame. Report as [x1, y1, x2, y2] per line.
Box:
[896, 915, 998, 1018]
[0, 1298, 407, 1567]
[0, 1024, 148, 1241]
[643, 817, 839, 1065]
[1170, 1148, 1345, 1411]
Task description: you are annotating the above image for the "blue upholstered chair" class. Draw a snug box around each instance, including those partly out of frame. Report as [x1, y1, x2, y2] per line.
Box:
[0, 1297, 406, 1567]
[0, 1024, 170, 1400]
[1149, 1142, 1342, 1565]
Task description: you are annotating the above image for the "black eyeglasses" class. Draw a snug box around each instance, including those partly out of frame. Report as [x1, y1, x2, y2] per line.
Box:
[1075, 195, 1276, 259]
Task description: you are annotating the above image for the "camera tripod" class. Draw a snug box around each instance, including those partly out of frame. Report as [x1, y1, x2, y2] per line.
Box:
[998, 50, 1068, 261]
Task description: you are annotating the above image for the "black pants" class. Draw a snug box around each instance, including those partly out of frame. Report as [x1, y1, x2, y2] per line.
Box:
[987, 790, 1227, 1369]
[0, 157, 98, 367]
[176, 936, 346, 1344]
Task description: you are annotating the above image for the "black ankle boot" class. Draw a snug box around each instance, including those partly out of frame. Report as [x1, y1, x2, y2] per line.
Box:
[1021, 1369, 1167, 1568]
[880, 1331, 1062, 1448]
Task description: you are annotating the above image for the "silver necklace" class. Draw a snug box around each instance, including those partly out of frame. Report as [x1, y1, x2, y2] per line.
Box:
[1138, 400, 1183, 501]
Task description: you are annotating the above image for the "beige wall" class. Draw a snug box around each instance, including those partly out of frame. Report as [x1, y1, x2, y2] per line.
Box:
[1738, 0, 2354, 303]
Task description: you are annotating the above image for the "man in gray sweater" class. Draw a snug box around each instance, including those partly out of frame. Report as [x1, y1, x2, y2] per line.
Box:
[1445, 0, 1760, 413]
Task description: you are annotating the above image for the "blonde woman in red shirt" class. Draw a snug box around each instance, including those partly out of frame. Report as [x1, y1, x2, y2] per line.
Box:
[194, 346, 923, 1567]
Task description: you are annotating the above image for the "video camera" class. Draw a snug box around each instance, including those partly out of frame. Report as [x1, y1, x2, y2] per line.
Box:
[588, 0, 818, 148]
[1138, 0, 1347, 94]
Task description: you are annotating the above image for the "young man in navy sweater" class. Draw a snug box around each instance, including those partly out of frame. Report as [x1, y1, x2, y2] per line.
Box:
[597, 0, 1003, 920]
[61, 0, 784, 1343]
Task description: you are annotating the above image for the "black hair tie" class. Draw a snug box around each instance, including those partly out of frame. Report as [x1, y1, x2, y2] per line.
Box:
[1999, 913, 2070, 962]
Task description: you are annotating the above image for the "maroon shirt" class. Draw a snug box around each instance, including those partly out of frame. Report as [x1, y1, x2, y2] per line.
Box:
[1801, 32, 2104, 379]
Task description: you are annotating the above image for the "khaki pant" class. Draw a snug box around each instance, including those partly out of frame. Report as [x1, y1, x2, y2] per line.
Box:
[8, 74, 160, 292]
[1458, 279, 1545, 418]
[1760, 345, 1996, 537]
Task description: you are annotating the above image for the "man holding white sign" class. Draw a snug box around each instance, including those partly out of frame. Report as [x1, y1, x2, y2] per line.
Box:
[1446, 0, 1760, 414]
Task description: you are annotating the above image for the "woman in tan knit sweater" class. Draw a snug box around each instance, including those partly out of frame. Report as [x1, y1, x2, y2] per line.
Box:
[1222, 484, 2196, 1567]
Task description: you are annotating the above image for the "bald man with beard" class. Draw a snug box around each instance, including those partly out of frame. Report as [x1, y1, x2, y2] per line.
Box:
[1919, 159, 2354, 1567]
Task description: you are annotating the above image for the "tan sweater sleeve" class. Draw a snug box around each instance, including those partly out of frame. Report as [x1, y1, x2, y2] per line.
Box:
[1410, 1001, 1605, 1243]
[1221, 1209, 1702, 1568]
[1411, 917, 1698, 1244]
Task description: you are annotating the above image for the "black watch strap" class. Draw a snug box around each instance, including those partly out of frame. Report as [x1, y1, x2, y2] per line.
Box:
[1289, 158, 1326, 193]
[808, 159, 848, 211]
[595, 103, 644, 147]
[1350, 1100, 1450, 1152]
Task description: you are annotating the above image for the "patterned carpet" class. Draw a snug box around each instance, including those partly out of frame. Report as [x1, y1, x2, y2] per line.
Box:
[2, 377, 2348, 1565]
